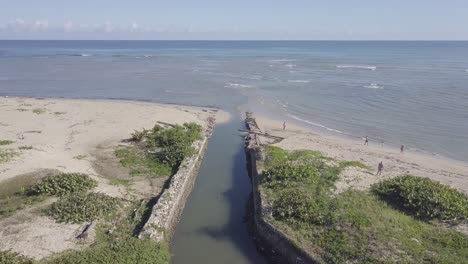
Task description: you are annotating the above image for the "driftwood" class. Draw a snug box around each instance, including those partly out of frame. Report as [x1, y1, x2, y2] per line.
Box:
[76, 221, 95, 240]
[157, 121, 176, 128]
[238, 129, 284, 140]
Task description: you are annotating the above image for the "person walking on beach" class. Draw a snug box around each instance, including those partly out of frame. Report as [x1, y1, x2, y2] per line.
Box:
[400, 144, 405, 153]
[283, 121, 286, 130]
[364, 136, 369, 145]
[377, 161, 384, 176]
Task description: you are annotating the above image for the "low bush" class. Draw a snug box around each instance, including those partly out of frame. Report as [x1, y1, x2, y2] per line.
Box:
[47, 192, 121, 224]
[371, 175, 468, 222]
[0, 250, 34, 264]
[273, 188, 332, 225]
[29, 173, 97, 196]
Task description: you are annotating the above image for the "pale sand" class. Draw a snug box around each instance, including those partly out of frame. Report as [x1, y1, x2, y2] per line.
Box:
[255, 115, 468, 195]
[0, 97, 227, 259]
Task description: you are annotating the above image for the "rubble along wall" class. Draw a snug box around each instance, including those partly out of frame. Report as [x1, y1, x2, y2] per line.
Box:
[139, 127, 212, 241]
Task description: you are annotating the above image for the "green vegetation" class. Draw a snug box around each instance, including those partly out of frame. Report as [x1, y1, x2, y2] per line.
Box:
[47, 192, 121, 224]
[115, 146, 172, 177]
[0, 250, 34, 264]
[42, 202, 169, 264]
[371, 175, 468, 222]
[29, 173, 97, 196]
[116, 122, 203, 176]
[0, 148, 17, 164]
[260, 146, 468, 263]
[72, 154, 87, 160]
[0, 173, 47, 219]
[0, 140, 14, 146]
[19, 145, 33, 150]
[109, 178, 131, 186]
[32, 108, 46, 114]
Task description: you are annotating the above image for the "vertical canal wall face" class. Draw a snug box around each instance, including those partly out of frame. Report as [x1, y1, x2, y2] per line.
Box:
[244, 113, 318, 264]
[139, 123, 214, 241]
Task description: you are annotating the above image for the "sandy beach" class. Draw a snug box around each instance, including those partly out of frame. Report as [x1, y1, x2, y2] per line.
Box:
[255, 115, 468, 195]
[0, 97, 227, 259]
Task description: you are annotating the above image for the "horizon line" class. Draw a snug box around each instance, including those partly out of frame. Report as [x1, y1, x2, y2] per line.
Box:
[1, 39, 468, 42]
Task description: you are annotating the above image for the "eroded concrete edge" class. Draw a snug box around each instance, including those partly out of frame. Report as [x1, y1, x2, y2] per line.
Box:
[138, 121, 214, 242]
[245, 113, 319, 264]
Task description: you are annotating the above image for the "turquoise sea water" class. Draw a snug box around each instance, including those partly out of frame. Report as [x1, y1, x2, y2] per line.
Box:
[1, 40, 467, 161]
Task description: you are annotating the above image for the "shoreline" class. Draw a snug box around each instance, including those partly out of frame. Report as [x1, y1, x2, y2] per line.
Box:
[254, 113, 468, 194]
[253, 106, 467, 165]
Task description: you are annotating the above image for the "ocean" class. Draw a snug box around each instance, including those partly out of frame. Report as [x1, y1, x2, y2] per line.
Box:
[1, 40, 467, 161]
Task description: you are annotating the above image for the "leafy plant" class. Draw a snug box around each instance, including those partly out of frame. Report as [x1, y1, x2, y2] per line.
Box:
[371, 175, 468, 222]
[0, 140, 14, 146]
[29, 173, 97, 196]
[0, 250, 34, 264]
[47, 192, 121, 224]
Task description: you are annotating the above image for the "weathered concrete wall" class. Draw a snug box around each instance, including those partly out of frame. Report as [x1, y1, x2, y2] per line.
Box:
[139, 126, 213, 241]
[245, 114, 319, 264]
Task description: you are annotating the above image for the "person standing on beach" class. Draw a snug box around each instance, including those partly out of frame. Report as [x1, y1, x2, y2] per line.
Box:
[364, 136, 369, 145]
[377, 161, 384, 176]
[400, 144, 405, 153]
[283, 121, 286, 130]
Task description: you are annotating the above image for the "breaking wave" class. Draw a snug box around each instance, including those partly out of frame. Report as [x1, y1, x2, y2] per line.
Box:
[337, 65, 377, 71]
[364, 83, 384, 89]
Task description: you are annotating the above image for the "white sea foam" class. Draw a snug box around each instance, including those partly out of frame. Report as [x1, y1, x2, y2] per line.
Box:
[224, 83, 254, 89]
[80, 53, 92, 57]
[364, 83, 384, 89]
[287, 114, 345, 134]
[337, 65, 377, 71]
[285, 64, 296, 68]
[287, 80, 310, 83]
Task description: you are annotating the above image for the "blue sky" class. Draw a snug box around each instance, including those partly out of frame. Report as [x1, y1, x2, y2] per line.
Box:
[1, 0, 467, 40]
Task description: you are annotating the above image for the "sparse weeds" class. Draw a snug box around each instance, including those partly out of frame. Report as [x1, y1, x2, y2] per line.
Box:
[0, 140, 14, 146]
[32, 108, 46, 114]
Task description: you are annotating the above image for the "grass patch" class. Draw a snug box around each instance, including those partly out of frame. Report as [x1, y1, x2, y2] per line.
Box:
[29, 173, 97, 196]
[0, 148, 18, 164]
[260, 146, 468, 263]
[339, 160, 371, 170]
[53, 111, 66, 115]
[109, 178, 131, 186]
[46, 192, 121, 224]
[16, 108, 29, 112]
[371, 175, 468, 222]
[32, 108, 46, 114]
[42, 201, 170, 264]
[0, 250, 34, 264]
[0, 173, 48, 219]
[0, 140, 14, 146]
[115, 146, 171, 177]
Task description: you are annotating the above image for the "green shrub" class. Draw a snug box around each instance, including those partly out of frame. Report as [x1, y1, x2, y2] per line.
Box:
[47, 193, 121, 224]
[29, 173, 97, 196]
[273, 188, 332, 225]
[0, 250, 34, 264]
[371, 175, 468, 222]
[147, 123, 202, 169]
